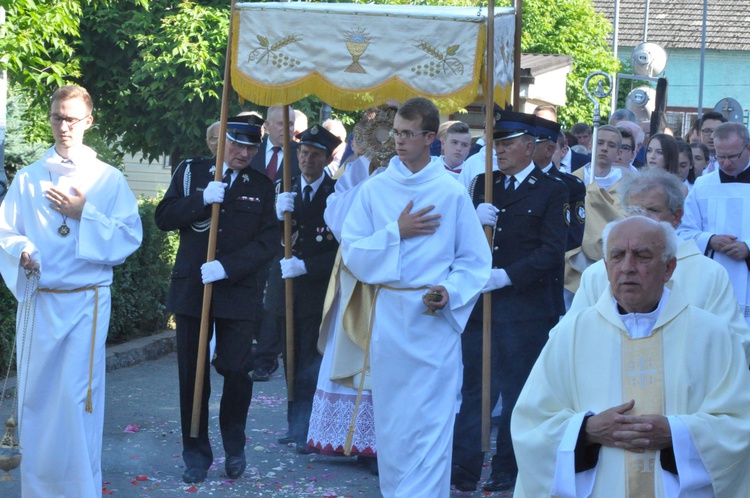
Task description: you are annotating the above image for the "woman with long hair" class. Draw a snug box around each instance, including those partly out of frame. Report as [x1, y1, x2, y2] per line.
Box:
[646, 133, 679, 175]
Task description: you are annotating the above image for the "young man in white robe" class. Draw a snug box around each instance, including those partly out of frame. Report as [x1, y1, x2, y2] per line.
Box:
[570, 167, 750, 360]
[341, 97, 491, 498]
[677, 121, 750, 326]
[438, 121, 472, 180]
[0, 85, 143, 497]
[565, 125, 630, 293]
[512, 216, 750, 497]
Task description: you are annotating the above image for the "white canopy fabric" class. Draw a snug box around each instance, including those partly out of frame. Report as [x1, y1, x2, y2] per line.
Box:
[232, 2, 515, 113]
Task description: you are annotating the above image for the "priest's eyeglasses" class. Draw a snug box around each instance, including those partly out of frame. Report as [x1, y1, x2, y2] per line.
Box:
[50, 114, 90, 128]
[715, 147, 748, 163]
[389, 129, 432, 140]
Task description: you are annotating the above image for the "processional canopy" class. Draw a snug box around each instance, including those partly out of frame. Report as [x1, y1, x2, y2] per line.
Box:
[232, 2, 515, 113]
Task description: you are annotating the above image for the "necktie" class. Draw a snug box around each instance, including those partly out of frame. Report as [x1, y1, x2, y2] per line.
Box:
[223, 169, 232, 187]
[506, 175, 516, 191]
[303, 185, 313, 209]
[267, 146, 281, 180]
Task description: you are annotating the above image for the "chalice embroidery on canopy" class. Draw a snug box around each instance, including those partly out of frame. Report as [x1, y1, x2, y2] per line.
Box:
[344, 28, 371, 74]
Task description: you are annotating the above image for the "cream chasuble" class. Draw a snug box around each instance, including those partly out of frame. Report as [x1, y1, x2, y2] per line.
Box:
[564, 166, 628, 292]
[511, 285, 750, 498]
[570, 239, 750, 363]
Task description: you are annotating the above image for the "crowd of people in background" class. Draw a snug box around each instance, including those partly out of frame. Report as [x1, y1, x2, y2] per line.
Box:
[3, 85, 750, 498]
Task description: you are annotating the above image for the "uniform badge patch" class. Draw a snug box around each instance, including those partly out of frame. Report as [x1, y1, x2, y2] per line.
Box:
[575, 201, 586, 223]
[564, 203, 571, 226]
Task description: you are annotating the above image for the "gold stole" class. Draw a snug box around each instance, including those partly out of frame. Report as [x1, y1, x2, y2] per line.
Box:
[622, 331, 665, 497]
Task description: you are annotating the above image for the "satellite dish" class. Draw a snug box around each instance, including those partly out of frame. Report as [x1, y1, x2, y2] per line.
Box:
[631, 42, 668, 77]
[713, 98, 744, 123]
[626, 86, 657, 122]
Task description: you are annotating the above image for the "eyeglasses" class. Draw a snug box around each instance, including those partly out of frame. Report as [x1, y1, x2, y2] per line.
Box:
[49, 114, 89, 128]
[715, 147, 748, 163]
[389, 129, 432, 140]
[700, 128, 715, 136]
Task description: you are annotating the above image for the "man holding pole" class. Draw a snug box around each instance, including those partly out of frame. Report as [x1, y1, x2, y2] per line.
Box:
[341, 97, 490, 497]
[272, 125, 341, 453]
[452, 110, 568, 492]
[155, 115, 280, 483]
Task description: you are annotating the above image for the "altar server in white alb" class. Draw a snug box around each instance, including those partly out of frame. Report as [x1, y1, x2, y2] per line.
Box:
[512, 216, 750, 498]
[341, 97, 490, 498]
[0, 85, 143, 497]
[677, 121, 750, 325]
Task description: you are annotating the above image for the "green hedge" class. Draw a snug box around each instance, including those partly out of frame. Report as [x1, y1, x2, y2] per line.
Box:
[0, 197, 177, 376]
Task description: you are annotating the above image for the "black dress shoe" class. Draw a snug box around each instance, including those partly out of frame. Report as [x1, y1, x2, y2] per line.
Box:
[225, 454, 246, 479]
[295, 443, 318, 455]
[451, 465, 478, 492]
[482, 471, 516, 492]
[267, 358, 279, 375]
[252, 367, 270, 382]
[277, 432, 295, 445]
[182, 467, 207, 484]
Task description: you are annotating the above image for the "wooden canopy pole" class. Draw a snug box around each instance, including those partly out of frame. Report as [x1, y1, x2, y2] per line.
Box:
[282, 106, 295, 401]
[481, 0, 496, 453]
[513, 0, 523, 112]
[190, 0, 237, 438]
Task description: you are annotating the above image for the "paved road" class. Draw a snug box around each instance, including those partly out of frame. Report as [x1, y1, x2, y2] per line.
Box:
[0, 351, 508, 497]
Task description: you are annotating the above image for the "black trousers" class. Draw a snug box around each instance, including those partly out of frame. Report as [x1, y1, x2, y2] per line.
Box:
[282, 312, 323, 445]
[452, 316, 556, 480]
[175, 314, 256, 470]
[256, 261, 282, 369]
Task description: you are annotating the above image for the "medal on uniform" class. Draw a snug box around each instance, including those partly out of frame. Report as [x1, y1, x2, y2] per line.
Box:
[316, 227, 325, 242]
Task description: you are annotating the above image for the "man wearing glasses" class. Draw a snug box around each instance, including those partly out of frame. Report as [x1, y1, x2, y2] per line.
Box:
[698, 111, 727, 175]
[679, 122, 750, 326]
[155, 115, 280, 483]
[341, 97, 491, 497]
[0, 85, 143, 496]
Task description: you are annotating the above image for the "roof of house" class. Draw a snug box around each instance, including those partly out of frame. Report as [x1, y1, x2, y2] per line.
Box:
[592, 0, 750, 51]
[521, 53, 573, 77]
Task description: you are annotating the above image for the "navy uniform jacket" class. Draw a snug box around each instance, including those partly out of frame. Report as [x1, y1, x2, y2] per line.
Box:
[469, 166, 568, 321]
[544, 165, 585, 251]
[249, 137, 301, 182]
[570, 150, 591, 172]
[266, 174, 338, 318]
[155, 157, 280, 321]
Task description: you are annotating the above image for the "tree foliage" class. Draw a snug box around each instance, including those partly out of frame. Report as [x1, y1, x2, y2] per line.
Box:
[3, 0, 618, 163]
[499, 0, 619, 127]
[78, 0, 234, 166]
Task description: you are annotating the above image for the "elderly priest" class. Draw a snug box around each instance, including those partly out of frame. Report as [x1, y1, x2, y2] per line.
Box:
[511, 216, 750, 497]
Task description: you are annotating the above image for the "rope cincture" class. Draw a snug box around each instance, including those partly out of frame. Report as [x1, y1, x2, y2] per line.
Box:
[38, 285, 100, 414]
[343, 283, 430, 456]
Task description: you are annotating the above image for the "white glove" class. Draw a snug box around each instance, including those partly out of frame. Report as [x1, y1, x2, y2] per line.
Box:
[275, 192, 297, 220]
[280, 256, 307, 279]
[476, 203, 499, 226]
[482, 268, 511, 293]
[201, 260, 228, 284]
[203, 181, 227, 205]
